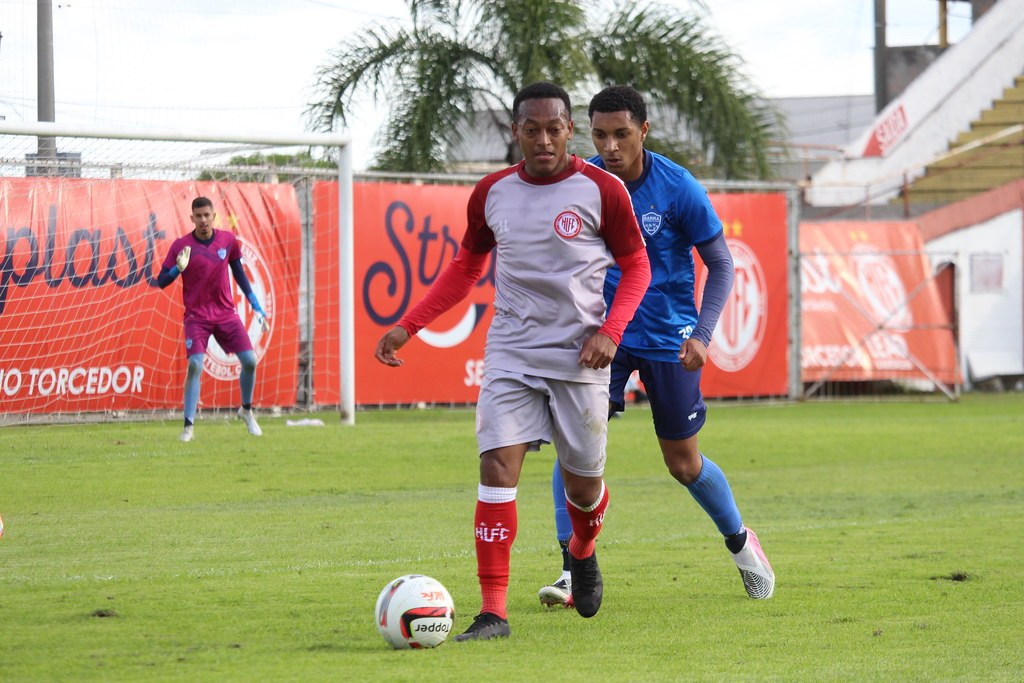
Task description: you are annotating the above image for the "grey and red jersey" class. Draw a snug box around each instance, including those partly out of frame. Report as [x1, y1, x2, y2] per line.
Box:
[162, 229, 242, 323]
[462, 156, 646, 384]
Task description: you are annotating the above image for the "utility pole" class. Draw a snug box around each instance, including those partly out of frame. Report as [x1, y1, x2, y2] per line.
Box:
[37, 0, 57, 167]
[938, 0, 949, 49]
[873, 0, 888, 113]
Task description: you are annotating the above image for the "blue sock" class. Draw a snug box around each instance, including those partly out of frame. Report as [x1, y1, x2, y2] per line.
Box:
[551, 460, 572, 572]
[552, 459, 572, 543]
[685, 454, 743, 537]
[237, 350, 257, 406]
[183, 354, 203, 423]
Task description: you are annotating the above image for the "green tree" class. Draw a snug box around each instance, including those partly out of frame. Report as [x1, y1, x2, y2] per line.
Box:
[308, 0, 780, 179]
[196, 151, 335, 183]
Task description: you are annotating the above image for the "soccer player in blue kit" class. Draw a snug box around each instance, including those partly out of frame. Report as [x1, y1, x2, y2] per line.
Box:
[539, 86, 775, 605]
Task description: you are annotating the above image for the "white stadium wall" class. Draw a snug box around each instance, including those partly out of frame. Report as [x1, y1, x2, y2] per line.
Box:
[807, 0, 1024, 207]
[920, 180, 1024, 388]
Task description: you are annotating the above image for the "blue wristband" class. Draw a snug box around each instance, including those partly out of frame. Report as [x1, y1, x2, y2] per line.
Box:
[247, 292, 265, 316]
[169, 265, 180, 278]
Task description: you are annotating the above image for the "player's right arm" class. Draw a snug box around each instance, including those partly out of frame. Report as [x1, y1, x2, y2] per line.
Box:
[373, 247, 490, 367]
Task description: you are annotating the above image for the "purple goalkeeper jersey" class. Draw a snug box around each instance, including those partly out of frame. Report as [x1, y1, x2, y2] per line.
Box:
[162, 230, 242, 323]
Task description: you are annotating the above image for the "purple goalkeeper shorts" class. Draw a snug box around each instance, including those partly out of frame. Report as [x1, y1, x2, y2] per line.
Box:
[183, 316, 252, 357]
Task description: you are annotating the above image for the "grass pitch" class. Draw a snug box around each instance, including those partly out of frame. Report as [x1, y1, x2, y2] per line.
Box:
[1, 394, 1022, 681]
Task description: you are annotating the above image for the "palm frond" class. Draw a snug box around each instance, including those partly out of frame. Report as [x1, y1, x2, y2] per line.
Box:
[306, 0, 781, 177]
[372, 35, 493, 171]
[474, 0, 592, 87]
[306, 23, 414, 132]
[588, 2, 783, 178]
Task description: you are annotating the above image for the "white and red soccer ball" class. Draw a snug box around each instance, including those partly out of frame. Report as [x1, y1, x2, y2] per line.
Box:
[375, 574, 455, 649]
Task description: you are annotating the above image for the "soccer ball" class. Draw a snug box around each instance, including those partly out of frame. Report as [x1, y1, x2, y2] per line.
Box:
[375, 574, 455, 649]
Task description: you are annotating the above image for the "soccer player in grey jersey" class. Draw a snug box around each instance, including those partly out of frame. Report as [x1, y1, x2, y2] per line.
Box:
[375, 82, 651, 641]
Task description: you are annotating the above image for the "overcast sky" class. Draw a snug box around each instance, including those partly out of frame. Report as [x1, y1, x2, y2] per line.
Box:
[0, 0, 973, 169]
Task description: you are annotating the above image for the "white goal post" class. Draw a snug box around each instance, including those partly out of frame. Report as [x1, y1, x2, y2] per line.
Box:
[0, 120, 356, 425]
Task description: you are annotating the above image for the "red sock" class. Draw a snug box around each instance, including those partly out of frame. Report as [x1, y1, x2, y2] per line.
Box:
[474, 499, 517, 619]
[567, 482, 609, 560]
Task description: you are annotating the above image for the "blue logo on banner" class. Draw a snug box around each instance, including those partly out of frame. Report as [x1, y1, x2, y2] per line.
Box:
[641, 212, 662, 236]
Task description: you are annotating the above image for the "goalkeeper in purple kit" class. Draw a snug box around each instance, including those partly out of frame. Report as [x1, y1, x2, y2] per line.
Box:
[539, 86, 775, 605]
[158, 196, 269, 442]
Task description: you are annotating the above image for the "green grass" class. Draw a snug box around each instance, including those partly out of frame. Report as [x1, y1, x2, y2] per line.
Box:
[1, 394, 1022, 681]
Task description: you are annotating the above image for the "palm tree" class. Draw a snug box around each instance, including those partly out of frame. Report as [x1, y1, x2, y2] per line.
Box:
[308, 0, 780, 179]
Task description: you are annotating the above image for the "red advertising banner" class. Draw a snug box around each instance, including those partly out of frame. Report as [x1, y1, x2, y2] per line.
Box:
[312, 182, 790, 404]
[697, 193, 790, 397]
[0, 179, 301, 413]
[800, 221, 959, 384]
[312, 181, 485, 405]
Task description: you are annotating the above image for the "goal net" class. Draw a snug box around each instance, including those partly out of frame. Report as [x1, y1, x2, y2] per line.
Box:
[0, 121, 354, 424]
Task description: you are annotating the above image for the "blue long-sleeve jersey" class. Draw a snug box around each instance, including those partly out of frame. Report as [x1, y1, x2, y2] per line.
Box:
[590, 149, 727, 363]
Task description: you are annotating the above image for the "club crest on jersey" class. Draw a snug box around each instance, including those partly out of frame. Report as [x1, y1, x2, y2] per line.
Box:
[217, 248, 228, 260]
[553, 210, 583, 239]
[641, 211, 663, 236]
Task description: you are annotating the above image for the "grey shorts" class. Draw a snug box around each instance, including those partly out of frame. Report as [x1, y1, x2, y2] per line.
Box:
[475, 368, 608, 477]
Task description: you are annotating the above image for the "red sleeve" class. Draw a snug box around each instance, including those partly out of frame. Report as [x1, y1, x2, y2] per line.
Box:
[398, 174, 500, 335]
[397, 249, 490, 336]
[597, 247, 651, 344]
[460, 180, 498, 253]
[581, 163, 647, 258]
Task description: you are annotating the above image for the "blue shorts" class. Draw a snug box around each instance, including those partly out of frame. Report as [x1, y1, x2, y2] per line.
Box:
[610, 348, 706, 440]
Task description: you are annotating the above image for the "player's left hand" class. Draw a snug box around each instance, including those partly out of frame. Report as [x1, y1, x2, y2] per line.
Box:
[679, 338, 708, 371]
[579, 333, 617, 370]
[257, 314, 270, 334]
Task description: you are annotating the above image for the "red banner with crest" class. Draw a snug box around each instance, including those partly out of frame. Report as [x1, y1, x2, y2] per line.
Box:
[696, 193, 790, 397]
[0, 179, 300, 413]
[799, 221, 959, 384]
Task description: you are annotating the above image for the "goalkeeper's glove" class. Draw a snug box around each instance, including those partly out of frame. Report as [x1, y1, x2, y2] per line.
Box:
[175, 246, 191, 272]
[248, 293, 270, 333]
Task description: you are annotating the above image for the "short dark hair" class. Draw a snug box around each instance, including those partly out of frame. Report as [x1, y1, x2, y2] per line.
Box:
[191, 196, 214, 211]
[588, 85, 648, 124]
[512, 82, 572, 123]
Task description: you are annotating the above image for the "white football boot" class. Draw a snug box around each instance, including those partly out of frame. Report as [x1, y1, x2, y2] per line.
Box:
[538, 575, 572, 607]
[238, 407, 262, 436]
[730, 527, 775, 599]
